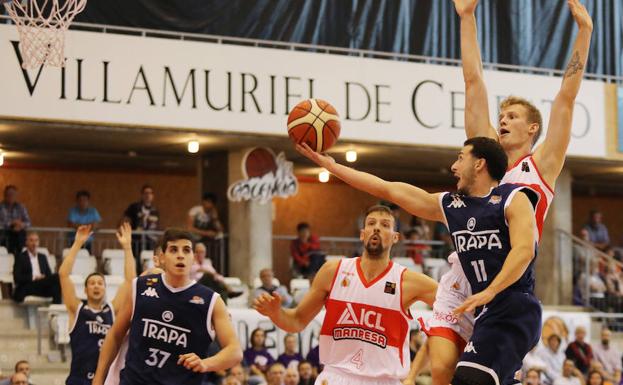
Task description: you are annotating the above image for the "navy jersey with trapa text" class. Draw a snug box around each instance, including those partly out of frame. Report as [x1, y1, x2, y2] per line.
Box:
[440, 184, 539, 297]
[67, 301, 114, 385]
[121, 274, 218, 385]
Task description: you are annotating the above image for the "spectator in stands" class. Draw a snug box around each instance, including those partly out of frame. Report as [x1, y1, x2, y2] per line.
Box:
[284, 367, 300, 385]
[0, 361, 33, 385]
[222, 375, 242, 385]
[564, 326, 593, 375]
[577, 260, 607, 310]
[405, 229, 430, 266]
[277, 334, 304, 370]
[67, 190, 102, 252]
[290, 223, 325, 278]
[592, 328, 621, 384]
[305, 345, 320, 373]
[587, 370, 605, 385]
[251, 268, 293, 308]
[187, 192, 223, 244]
[604, 261, 623, 311]
[228, 364, 248, 385]
[243, 328, 275, 382]
[298, 361, 316, 385]
[0, 185, 31, 257]
[192, 242, 229, 301]
[553, 360, 585, 385]
[12, 232, 61, 304]
[122, 184, 159, 273]
[410, 216, 431, 240]
[388, 204, 403, 233]
[523, 368, 542, 385]
[523, 347, 548, 381]
[536, 334, 565, 385]
[266, 363, 286, 385]
[583, 210, 610, 251]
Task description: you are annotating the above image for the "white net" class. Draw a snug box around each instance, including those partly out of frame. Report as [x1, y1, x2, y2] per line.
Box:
[3, 0, 87, 69]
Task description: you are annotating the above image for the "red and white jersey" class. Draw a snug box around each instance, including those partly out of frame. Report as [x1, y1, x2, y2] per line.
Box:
[319, 257, 412, 380]
[501, 154, 554, 242]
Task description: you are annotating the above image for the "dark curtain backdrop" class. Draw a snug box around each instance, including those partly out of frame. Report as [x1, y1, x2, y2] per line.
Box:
[71, 0, 623, 77]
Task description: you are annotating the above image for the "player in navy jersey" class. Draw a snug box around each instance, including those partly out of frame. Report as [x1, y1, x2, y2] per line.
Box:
[92, 228, 242, 385]
[297, 137, 540, 385]
[59, 223, 137, 385]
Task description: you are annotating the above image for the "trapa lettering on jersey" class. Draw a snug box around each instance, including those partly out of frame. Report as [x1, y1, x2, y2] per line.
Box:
[451, 229, 502, 252]
[332, 303, 387, 348]
[85, 320, 111, 335]
[141, 318, 190, 347]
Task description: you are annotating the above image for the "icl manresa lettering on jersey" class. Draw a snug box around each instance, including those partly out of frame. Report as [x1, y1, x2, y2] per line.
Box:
[122, 274, 217, 385]
[67, 301, 114, 385]
[440, 184, 539, 298]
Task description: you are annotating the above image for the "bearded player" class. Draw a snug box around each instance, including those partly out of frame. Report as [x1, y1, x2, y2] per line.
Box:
[403, 1, 594, 384]
[255, 205, 438, 385]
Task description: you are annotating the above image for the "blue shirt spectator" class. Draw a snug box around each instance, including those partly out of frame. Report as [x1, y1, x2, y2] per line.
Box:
[67, 190, 101, 249]
[583, 210, 610, 251]
[0, 185, 31, 256]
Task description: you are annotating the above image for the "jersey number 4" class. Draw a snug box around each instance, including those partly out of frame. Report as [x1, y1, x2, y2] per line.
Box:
[471, 260, 488, 282]
[351, 349, 364, 369]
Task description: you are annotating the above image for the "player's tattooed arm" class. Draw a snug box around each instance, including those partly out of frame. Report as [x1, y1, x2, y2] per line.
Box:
[454, 0, 497, 140]
[533, 0, 592, 187]
[296, 143, 445, 222]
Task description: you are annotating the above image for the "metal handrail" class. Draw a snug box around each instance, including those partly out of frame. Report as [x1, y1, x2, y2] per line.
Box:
[556, 228, 623, 269]
[273, 234, 445, 246]
[1, 14, 621, 83]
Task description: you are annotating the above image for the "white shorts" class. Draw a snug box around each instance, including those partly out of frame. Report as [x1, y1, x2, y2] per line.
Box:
[315, 367, 402, 385]
[420, 252, 474, 349]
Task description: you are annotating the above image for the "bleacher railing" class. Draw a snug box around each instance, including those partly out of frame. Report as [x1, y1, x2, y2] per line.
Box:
[558, 229, 623, 313]
[29, 227, 227, 275]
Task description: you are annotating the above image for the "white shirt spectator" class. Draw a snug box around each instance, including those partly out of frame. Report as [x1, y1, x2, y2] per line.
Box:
[553, 376, 581, 385]
[593, 343, 622, 378]
[28, 250, 41, 280]
[536, 339, 565, 385]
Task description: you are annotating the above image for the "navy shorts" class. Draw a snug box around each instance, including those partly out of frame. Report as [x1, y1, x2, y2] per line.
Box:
[456, 290, 542, 385]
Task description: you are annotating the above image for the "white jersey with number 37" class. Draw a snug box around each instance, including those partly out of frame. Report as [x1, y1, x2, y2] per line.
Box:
[319, 257, 412, 380]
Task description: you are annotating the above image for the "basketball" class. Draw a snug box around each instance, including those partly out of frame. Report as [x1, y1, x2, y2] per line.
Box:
[287, 99, 341, 152]
[244, 147, 278, 178]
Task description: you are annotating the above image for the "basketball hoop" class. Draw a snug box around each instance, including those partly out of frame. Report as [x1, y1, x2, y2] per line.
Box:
[2, 0, 87, 69]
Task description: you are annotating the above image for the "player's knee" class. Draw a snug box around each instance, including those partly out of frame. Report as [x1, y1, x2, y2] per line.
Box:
[431, 359, 454, 383]
[451, 365, 497, 385]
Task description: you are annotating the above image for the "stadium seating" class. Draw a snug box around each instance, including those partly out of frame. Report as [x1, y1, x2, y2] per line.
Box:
[223, 276, 249, 308]
[70, 274, 86, 300]
[102, 249, 125, 276]
[140, 250, 155, 270]
[104, 275, 124, 302]
[290, 278, 310, 304]
[392, 257, 423, 273]
[61, 248, 96, 276]
[253, 277, 280, 289]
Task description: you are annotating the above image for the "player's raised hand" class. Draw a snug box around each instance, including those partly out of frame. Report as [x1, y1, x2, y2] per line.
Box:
[178, 353, 211, 373]
[253, 292, 283, 319]
[568, 0, 593, 31]
[74, 224, 93, 246]
[453, 0, 479, 18]
[295, 143, 336, 169]
[454, 288, 495, 314]
[116, 222, 132, 249]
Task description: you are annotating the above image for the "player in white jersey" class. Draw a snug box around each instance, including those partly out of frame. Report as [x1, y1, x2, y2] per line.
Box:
[254, 205, 438, 385]
[103, 247, 164, 385]
[402, 1, 593, 384]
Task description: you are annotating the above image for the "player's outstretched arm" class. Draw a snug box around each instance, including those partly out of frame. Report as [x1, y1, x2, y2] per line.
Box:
[455, 192, 536, 313]
[454, 0, 497, 140]
[254, 260, 338, 332]
[111, 222, 137, 313]
[296, 143, 444, 222]
[59, 225, 92, 320]
[178, 297, 243, 373]
[92, 283, 133, 385]
[534, 0, 592, 186]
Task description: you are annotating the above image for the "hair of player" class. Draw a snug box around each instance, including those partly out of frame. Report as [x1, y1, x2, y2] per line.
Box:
[500, 96, 543, 147]
[296, 222, 310, 232]
[76, 190, 90, 199]
[141, 184, 153, 193]
[14, 360, 28, 372]
[202, 192, 217, 203]
[464, 137, 508, 182]
[160, 228, 195, 251]
[364, 204, 395, 227]
[84, 272, 105, 287]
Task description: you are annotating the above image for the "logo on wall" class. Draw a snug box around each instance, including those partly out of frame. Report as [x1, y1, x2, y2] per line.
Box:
[227, 147, 298, 204]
